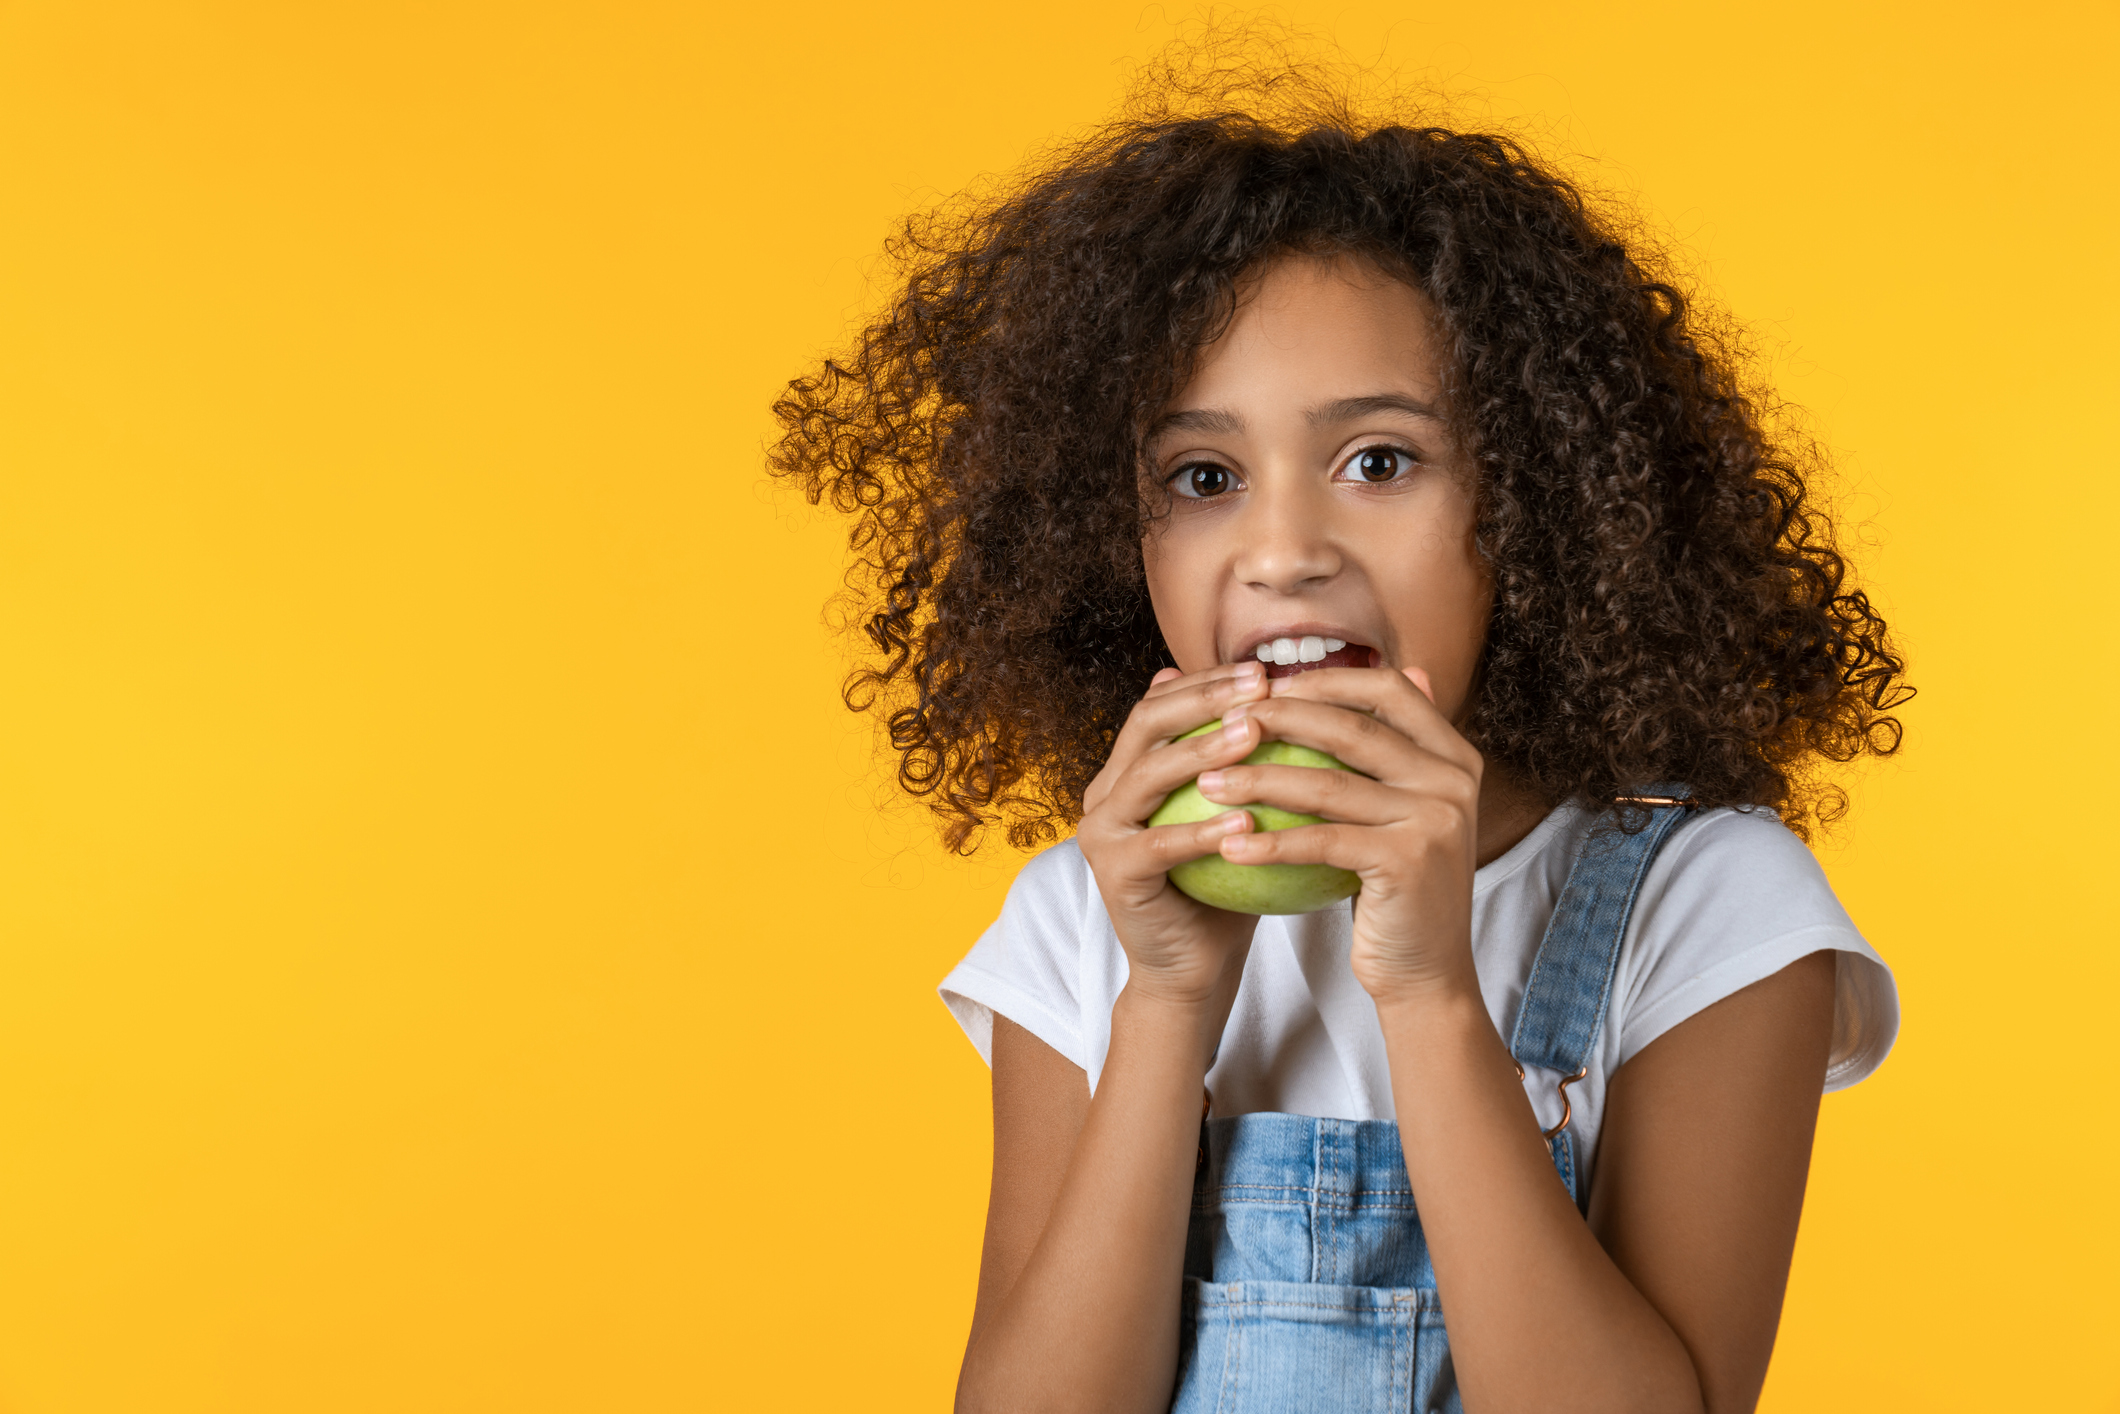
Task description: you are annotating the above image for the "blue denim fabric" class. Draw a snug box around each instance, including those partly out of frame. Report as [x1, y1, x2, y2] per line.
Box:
[1507, 786, 1697, 1081]
[1172, 793, 1694, 1413]
[1175, 1114, 1455, 1414]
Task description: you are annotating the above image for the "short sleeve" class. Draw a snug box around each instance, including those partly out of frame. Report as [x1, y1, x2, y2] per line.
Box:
[939, 840, 1097, 1072]
[1613, 808, 1899, 1092]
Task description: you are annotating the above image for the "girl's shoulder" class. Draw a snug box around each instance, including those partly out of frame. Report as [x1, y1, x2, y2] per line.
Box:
[1615, 804, 1899, 1090]
[1003, 835, 1098, 911]
[938, 838, 1106, 1071]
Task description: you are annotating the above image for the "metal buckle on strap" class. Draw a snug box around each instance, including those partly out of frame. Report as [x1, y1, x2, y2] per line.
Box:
[1514, 1062, 1590, 1142]
[1612, 793, 1694, 808]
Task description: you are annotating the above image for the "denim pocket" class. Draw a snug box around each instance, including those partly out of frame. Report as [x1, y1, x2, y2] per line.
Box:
[1172, 1278, 1456, 1414]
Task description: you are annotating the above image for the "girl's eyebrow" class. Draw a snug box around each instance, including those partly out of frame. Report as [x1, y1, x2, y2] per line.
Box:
[1146, 406, 1246, 442]
[1307, 393, 1443, 426]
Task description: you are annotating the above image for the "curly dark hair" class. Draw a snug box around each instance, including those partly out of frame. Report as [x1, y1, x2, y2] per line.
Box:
[770, 80, 1909, 852]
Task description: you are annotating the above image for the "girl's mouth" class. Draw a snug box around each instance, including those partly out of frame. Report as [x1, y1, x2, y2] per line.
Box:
[1249, 635, 1377, 680]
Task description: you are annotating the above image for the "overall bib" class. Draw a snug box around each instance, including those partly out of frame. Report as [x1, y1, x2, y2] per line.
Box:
[1171, 796, 1695, 1414]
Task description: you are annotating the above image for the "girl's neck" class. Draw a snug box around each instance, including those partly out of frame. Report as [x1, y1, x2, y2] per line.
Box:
[1475, 765, 1550, 868]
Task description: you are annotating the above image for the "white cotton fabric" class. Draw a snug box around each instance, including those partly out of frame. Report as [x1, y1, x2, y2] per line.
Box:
[940, 803, 1896, 1181]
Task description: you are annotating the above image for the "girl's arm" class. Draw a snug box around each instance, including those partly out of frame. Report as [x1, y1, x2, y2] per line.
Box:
[956, 1000, 1215, 1414]
[1586, 951, 1835, 1412]
[961, 1015, 1090, 1369]
[955, 661, 1273, 1414]
[1376, 950, 1832, 1414]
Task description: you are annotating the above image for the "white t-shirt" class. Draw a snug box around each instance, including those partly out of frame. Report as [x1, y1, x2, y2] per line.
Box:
[940, 803, 1897, 1181]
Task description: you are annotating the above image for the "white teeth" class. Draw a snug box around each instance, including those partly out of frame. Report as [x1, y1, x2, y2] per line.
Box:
[1257, 636, 1352, 664]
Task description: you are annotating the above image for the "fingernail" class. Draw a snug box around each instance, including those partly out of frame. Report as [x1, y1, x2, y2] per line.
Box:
[1222, 704, 1251, 730]
[1198, 770, 1226, 796]
[1216, 810, 1249, 835]
[1233, 660, 1264, 685]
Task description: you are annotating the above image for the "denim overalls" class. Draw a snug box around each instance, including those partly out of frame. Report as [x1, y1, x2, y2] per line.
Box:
[1172, 795, 1695, 1414]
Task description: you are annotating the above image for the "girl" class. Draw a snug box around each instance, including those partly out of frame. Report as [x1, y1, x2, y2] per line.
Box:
[772, 76, 1906, 1414]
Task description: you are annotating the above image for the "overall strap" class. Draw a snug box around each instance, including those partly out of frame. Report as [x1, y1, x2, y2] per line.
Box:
[1509, 786, 1696, 1203]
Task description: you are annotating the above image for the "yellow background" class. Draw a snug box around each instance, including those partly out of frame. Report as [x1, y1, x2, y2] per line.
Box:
[1, 2, 2114, 1409]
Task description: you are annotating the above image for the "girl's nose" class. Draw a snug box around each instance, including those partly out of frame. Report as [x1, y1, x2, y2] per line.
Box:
[1233, 479, 1342, 594]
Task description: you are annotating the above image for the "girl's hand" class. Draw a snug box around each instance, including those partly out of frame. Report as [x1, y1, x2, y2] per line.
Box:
[1076, 661, 1275, 1012]
[1194, 666, 1485, 1008]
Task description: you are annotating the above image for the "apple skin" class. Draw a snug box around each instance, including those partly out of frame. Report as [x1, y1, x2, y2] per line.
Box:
[1147, 721, 1362, 915]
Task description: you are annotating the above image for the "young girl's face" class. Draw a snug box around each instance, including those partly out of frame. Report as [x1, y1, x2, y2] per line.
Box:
[1141, 255, 1489, 723]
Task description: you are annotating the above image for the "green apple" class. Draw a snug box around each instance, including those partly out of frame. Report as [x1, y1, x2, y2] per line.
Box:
[1146, 721, 1362, 915]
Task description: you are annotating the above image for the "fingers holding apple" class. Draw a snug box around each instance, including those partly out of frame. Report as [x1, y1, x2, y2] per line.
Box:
[1146, 723, 1363, 915]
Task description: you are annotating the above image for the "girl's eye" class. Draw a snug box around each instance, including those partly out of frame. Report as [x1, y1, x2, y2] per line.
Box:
[1343, 447, 1416, 483]
[1172, 463, 1235, 499]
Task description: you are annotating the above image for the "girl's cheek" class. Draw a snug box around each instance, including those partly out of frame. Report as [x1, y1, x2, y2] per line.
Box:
[1141, 550, 1222, 670]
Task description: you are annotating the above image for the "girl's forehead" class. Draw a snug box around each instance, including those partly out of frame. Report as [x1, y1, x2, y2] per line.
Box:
[1170, 256, 1444, 415]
